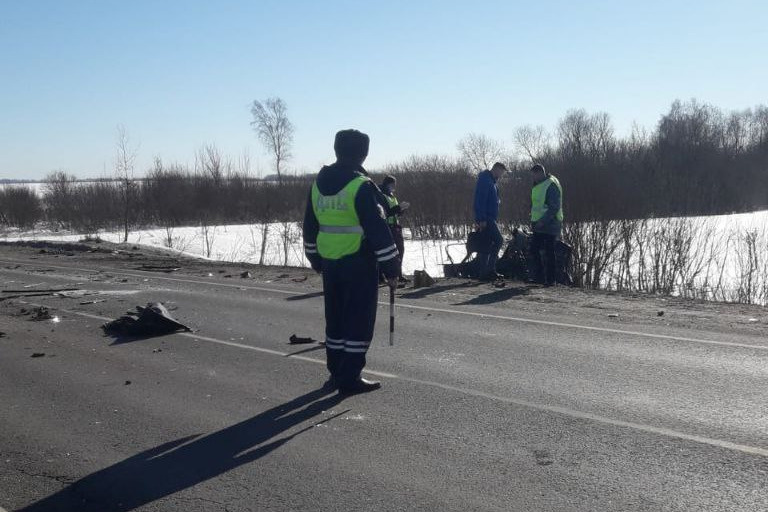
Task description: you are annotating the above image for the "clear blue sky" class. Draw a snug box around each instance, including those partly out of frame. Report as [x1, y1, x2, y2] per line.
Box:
[1, 0, 766, 179]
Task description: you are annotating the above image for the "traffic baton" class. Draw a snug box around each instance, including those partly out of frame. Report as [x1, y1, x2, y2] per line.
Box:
[389, 284, 395, 346]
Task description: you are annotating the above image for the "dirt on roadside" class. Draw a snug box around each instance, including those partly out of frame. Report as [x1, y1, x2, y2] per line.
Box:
[0, 239, 765, 340]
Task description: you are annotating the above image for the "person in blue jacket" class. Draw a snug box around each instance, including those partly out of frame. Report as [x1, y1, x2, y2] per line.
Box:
[473, 162, 507, 280]
[303, 129, 399, 395]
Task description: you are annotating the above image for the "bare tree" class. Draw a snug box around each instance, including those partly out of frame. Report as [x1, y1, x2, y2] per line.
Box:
[250, 97, 294, 183]
[456, 133, 505, 172]
[513, 125, 550, 161]
[115, 125, 138, 243]
[195, 144, 229, 185]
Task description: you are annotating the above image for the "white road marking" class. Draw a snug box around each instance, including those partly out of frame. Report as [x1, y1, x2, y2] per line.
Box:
[17, 298, 768, 459]
[2, 258, 766, 352]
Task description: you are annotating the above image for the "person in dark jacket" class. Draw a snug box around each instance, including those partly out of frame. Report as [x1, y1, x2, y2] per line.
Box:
[528, 163, 563, 285]
[303, 129, 399, 395]
[379, 175, 410, 282]
[473, 162, 507, 280]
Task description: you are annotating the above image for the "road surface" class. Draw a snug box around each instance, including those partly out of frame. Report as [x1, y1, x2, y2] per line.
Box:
[1, 245, 767, 511]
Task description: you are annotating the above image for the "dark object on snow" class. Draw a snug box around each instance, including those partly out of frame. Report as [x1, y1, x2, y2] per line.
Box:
[446, 227, 572, 285]
[289, 334, 317, 344]
[466, 229, 495, 254]
[102, 302, 192, 337]
[0, 331, 6, 338]
[657, 310, 665, 317]
[240, 271, 252, 278]
[31, 352, 45, 358]
[413, 270, 435, 288]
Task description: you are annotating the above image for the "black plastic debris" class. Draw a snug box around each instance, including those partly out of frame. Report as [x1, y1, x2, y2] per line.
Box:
[0, 331, 6, 338]
[30, 306, 53, 321]
[31, 352, 45, 358]
[137, 265, 181, 273]
[289, 334, 317, 344]
[102, 302, 192, 337]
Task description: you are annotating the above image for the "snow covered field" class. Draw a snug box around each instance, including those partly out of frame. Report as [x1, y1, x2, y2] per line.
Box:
[0, 222, 462, 278]
[2, 209, 767, 302]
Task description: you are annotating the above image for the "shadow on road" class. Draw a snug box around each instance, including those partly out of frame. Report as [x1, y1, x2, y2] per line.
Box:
[285, 291, 324, 301]
[18, 387, 346, 512]
[286, 344, 326, 356]
[452, 286, 530, 305]
[399, 280, 484, 299]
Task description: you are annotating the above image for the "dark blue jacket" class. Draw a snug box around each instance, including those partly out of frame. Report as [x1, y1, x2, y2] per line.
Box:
[303, 162, 399, 278]
[473, 170, 500, 223]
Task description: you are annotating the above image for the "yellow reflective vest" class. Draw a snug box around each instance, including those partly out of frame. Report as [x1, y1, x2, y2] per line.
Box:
[531, 175, 563, 223]
[311, 176, 368, 260]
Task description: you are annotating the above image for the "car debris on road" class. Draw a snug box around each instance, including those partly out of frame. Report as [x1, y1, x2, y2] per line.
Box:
[102, 302, 192, 337]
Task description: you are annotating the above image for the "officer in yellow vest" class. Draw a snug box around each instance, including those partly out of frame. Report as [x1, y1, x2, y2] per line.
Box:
[379, 175, 410, 282]
[529, 163, 563, 285]
[303, 130, 399, 395]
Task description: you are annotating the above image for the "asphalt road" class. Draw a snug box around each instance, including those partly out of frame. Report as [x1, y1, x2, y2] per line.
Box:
[1, 254, 767, 511]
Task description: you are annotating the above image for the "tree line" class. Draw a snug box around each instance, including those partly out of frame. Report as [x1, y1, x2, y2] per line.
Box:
[1, 99, 767, 239]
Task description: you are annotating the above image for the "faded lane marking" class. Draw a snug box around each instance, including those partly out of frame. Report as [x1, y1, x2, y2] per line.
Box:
[20, 298, 768, 459]
[2, 258, 766, 352]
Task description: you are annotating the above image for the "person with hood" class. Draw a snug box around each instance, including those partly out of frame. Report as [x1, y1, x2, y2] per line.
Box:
[302, 129, 399, 395]
[528, 163, 563, 285]
[379, 174, 410, 282]
[473, 162, 507, 280]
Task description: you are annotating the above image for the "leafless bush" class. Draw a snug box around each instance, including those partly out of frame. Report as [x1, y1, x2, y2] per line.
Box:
[563, 220, 624, 288]
[0, 186, 42, 229]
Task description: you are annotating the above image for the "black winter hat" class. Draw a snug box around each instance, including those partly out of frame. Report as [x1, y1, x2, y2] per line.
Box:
[334, 129, 370, 161]
[381, 174, 396, 187]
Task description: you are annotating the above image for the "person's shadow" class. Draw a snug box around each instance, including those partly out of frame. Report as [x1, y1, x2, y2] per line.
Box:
[18, 387, 346, 512]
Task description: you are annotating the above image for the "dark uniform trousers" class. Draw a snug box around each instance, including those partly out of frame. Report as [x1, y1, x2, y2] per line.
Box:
[390, 224, 405, 278]
[529, 232, 556, 285]
[321, 254, 379, 389]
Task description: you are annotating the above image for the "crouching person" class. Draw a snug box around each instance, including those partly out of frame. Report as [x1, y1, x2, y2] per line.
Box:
[302, 129, 399, 395]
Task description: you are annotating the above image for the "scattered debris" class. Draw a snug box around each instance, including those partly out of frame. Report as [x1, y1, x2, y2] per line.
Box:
[124, 380, 132, 385]
[137, 265, 181, 273]
[240, 271, 252, 279]
[289, 334, 317, 344]
[657, 310, 665, 317]
[152, 348, 163, 353]
[30, 307, 53, 321]
[102, 302, 192, 337]
[533, 449, 554, 466]
[413, 270, 435, 288]
[31, 352, 46, 358]
[2, 287, 80, 294]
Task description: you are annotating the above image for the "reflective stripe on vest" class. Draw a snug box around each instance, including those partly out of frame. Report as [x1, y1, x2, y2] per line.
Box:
[385, 194, 399, 225]
[311, 176, 368, 260]
[531, 175, 564, 223]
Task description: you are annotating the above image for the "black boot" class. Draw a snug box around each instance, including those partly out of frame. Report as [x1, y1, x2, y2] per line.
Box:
[338, 378, 381, 395]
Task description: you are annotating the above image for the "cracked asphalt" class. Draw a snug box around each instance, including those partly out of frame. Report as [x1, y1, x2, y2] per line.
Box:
[1, 242, 767, 511]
